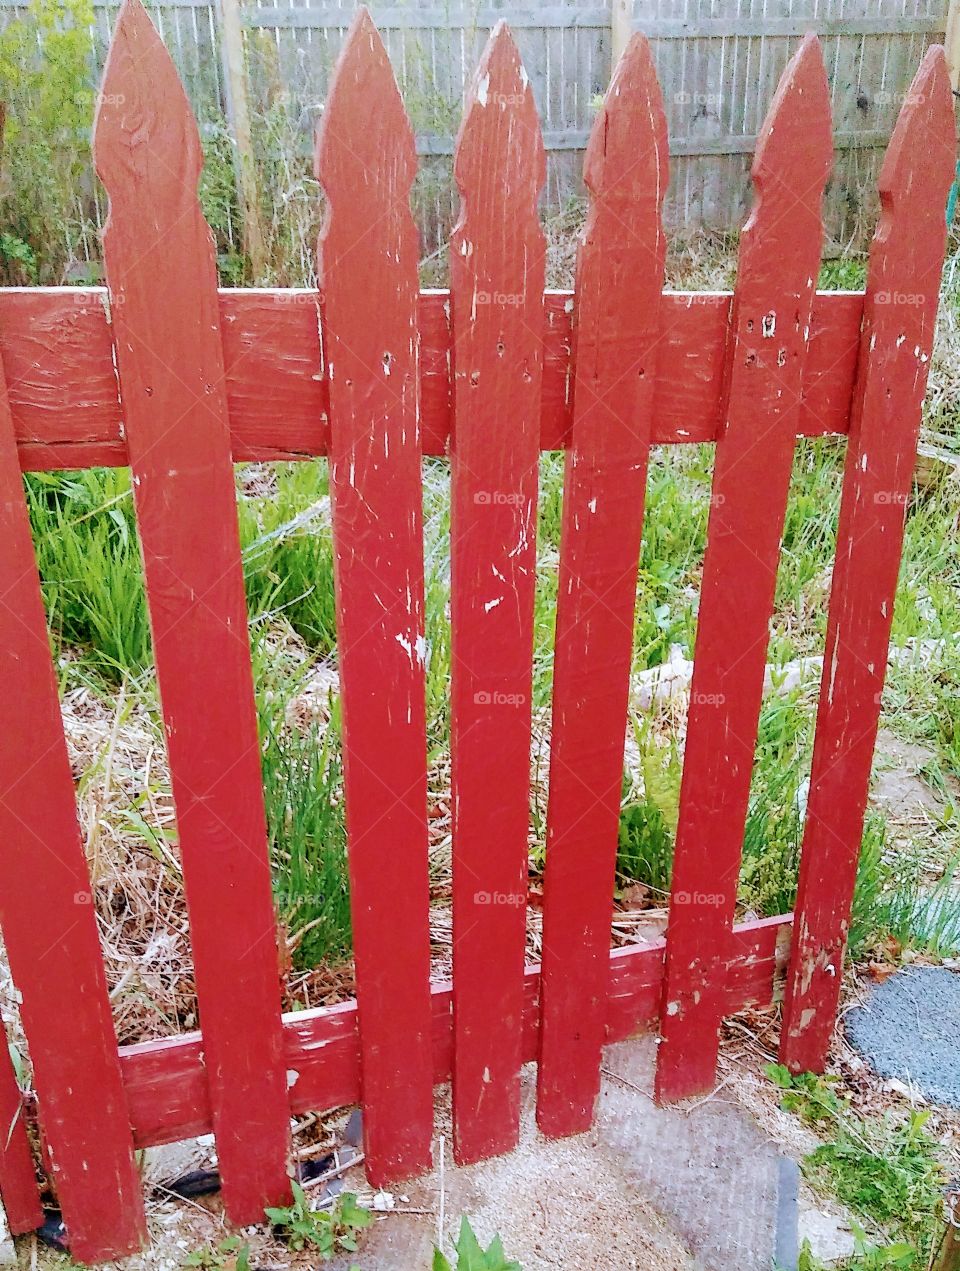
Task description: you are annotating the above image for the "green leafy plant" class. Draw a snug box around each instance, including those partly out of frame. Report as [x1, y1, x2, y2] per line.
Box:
[767, 1066, 945, 1267]
[0, 0, 98, 282]
[183, 1236, 251, 1271]
[434, 1218, 522, 1271]
[797, 1227, 916, 1271]
[265, 1183, 371, 1258]
[616, 715, 681, 896]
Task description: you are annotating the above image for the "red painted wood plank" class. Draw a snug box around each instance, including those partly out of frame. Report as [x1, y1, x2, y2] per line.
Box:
[537, 35, 668, 1139]
[0, 1028, 42, 1235]
[448, 22, 546, 1165]
[93, 0, 291, 1222]
[655, 34, 833, 1106]
[0, 289, 865, 471]
[315, 8, 434, 1184]
[780, 48, 955, 1075]
[0, 362, 144, 1257]
[119, 914, 793, 1151]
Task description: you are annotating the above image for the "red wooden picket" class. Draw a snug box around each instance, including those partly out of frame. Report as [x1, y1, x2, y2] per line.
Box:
[655, 34, 833, 1105]
[780, 49, 955, 1075]
[0, 382, 144, 1255]
[537, 34, 668, 1138]
[448, 23, 545, 1165]
[315, 8, 434, 1183]
[94, 0, 291, 1221]
[0, 1031, 41, 1236]
[0, 8, 953, 1247]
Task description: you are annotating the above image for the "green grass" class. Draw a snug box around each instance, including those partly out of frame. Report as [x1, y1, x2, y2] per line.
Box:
[27, 241, 960, 982]
[769, 1066, 947, 1270]
[255, 635, 351, 969]
[27, 469, 151, 678]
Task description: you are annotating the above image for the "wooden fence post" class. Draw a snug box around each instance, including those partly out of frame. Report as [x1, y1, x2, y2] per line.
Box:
[611, 0, 632, 67]
[946, 0, 960, 90]
[217, 0, 266, 278]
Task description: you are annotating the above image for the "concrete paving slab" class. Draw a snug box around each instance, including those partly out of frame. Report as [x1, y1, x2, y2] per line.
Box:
[329, 1033, 795, 1270]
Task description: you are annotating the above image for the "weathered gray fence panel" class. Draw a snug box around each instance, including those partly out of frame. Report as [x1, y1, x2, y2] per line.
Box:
[0, 0, 949, 254]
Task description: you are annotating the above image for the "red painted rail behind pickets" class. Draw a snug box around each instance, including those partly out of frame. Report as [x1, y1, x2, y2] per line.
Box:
[0, 2, 952, 1258]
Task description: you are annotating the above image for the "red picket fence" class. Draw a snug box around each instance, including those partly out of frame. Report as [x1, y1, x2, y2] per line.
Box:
[0, 1, 953, 1260]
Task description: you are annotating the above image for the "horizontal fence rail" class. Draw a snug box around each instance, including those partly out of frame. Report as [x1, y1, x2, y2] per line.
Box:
[0, 288, 866, 466]
[0, 1, 953, 1260]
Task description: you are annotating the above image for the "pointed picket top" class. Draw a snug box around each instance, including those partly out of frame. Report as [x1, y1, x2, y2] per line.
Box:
[870, 46, 954, 286]
[583, 33, 667, 213]
[452, 22, 545, 237]
[654, 32, 832, 1109]
[315, 7, 417, 256]
[535, 30, 667, 1138]
[778, 47, 954, 1078]
[743, 32, 832, 251]
[93, 0, 202, 204]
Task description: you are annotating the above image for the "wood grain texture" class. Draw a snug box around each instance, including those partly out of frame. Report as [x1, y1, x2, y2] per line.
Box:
[0, 288, 865, 470]
[448, 21, 545, 1166]
[0, 349, 144, 1258]
[0, 1028, 42, 1236]
[780, 47, 956, 1075]
[315, 6, 434, 1184]
[94, 0, 291, 1222]
[119, 914, 791, 1150]
[655, 34, 833, 1106]
[537, 33, 668, 1139]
